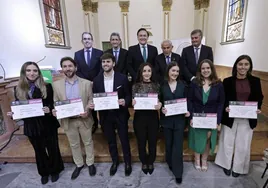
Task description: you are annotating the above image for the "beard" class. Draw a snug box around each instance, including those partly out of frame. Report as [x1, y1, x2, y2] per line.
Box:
[103, 67, 113, 73]
[64, 71, 75, 78]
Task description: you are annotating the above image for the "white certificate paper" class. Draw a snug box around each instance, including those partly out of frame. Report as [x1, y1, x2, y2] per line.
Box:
[11, 99, 44, 120]
[229, 101, 257, 119]
[93, 92, 119, 111]
[134, 93, 158, 110]
[55, 98, 84, 119]
[192, 113, 217, 129]
[164, 98, 187, 116]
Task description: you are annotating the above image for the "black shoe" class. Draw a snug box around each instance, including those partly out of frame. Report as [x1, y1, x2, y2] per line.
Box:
[142, 164, 148, 174]
[92, 124, 98, 134]
[148, 164, 154, 175]
[51, 173, 59, 182]
[41, 176, 49, 184]
[176, 178, 182, 184]
[232, 171, 240, 177]
[88, 164, 96, 176]
[125, 164, 132, 176]
[110, 162, 119, 176]
[71, 165, 84, 180]
[223, 168, 231, 176]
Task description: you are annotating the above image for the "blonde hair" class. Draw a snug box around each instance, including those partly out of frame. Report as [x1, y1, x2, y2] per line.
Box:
[16, 62, 47, 100]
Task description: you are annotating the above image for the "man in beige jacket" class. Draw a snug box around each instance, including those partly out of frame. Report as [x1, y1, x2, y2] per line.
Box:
[52, 57, 96, 180]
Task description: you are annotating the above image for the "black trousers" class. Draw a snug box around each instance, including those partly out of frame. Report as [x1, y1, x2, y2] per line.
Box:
[133, 111, 159, 165]
[28, 129, 64, 177]
[102, 112, 131, 164]
[164, 126, 184, 178]
[92, 110, 98, 126]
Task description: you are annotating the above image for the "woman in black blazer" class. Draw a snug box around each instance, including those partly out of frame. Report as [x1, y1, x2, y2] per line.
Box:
[7, 62, 64, 184]
[215, 55, 263, 177]
[160, 62, 190, 184]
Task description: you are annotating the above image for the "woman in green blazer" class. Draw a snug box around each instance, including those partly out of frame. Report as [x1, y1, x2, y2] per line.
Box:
[160, 62, 190, 184]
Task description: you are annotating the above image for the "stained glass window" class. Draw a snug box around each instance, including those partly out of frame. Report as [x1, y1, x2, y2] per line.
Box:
[224, 0, 247, 42]
[40, 0, 70, 48]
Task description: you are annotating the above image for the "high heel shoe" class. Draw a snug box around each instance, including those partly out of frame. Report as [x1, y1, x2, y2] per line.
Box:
[148, 164, 154, 175]
[141, 164, 148, 174]
[201, 160, 208, 172]
[194, 159, 201, 171]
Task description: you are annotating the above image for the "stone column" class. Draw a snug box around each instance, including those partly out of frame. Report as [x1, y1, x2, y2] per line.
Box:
[81, 0, 100, 48]
[119, 1, 130, 49]
[194, 0, 210, 40]
[162, 0, 172, 40]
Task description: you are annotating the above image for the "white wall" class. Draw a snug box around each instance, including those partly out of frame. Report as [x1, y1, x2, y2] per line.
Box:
[207, 0, 268, 72]
[0, 0, 85, 78]
[97, 0, 195, 52]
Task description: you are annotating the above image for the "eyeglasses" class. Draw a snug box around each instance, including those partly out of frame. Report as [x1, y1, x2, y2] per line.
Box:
[83, 38, 92, 40]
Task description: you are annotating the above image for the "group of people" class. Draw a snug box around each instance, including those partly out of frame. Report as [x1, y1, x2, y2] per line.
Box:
[7, 28, 263, 185]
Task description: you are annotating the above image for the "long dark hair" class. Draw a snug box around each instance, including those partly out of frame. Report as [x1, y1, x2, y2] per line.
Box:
[135, 63, 156, 83]
[165, 61, 180, 81]
[232, 55, 253, 77]
[196, 59, 220, 86]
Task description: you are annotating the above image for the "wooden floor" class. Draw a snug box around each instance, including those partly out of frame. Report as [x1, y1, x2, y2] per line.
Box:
[0, 112, 267, 163]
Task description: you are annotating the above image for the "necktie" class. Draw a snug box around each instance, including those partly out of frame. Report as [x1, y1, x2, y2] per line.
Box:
[86, 49, 91, 66]
[194, 47, 199, 64]
[29, 82, 35, 99]
[114, 50, 118, 64]
[166, 56, 170, 64]
[142, 45, 147, 62]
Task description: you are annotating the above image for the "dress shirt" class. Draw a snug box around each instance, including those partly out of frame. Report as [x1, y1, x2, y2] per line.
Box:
[104, 71, 114, 92]
[65, 78, 80, 99]
[193, 44, 202, 60]
[139, 44, 148, 60]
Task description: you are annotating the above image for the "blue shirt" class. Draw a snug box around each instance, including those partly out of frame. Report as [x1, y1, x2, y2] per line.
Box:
[65, 79, 80, 99]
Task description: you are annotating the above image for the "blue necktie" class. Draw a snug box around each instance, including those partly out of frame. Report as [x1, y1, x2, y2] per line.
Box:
[86, 49, 91, 66]
[114, 50, 118, 64]
[194, 48, 199, 64]
[142, 45, 147, 62]
[166, 56, 170, 64]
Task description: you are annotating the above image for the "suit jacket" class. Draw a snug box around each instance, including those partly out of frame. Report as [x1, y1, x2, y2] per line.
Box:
[127, 44, 158, 80]
[93, 72, 131, 126]
[105, 48, 128, 75]
[52, 77, 94, 131]
[74, 48, 103, 81]
[13, 84, 60, 137]
[160, 80, 186, 129]
[155, 52, 181, 84]
[187, 81, 225, 125]
[181, 45, 213, 82]
[221, 75, 263, 129]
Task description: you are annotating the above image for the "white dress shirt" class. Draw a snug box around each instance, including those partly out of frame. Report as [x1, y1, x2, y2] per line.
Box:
[84, 47, 93, 64]
[104, 71, 114, 92]
[193, 44, 202, 60]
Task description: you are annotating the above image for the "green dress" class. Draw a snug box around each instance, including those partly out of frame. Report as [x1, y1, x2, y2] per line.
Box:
[188, 88, 217, 154]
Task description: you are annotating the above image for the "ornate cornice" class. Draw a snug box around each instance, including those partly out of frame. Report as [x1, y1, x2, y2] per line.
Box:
[119, 1, 130, 12]
[162, 0, 172, 11]
[194, 0, 210, 10]
[81, 0, 92, 12]
[92, 2, 98, 13]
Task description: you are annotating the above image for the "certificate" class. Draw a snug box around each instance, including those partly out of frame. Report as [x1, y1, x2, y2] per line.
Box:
[164, 98, 187, 116]
[93, 92, 119, 111]
[192, 113, 217, 129]
[134, 93, 158, 110]
[55, 98, 84, 119]
[229, 101, 257, 119]
[11, 99, 44, 120]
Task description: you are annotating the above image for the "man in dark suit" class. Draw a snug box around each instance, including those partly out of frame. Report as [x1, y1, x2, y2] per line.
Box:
[90, 53, 132, 176]
[155, 40, 181, 84]
[181, 29, 213, 83]
[74, 32, 103, 133]
[127, 28, 158, 81]
[105, 32, 128, 75]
